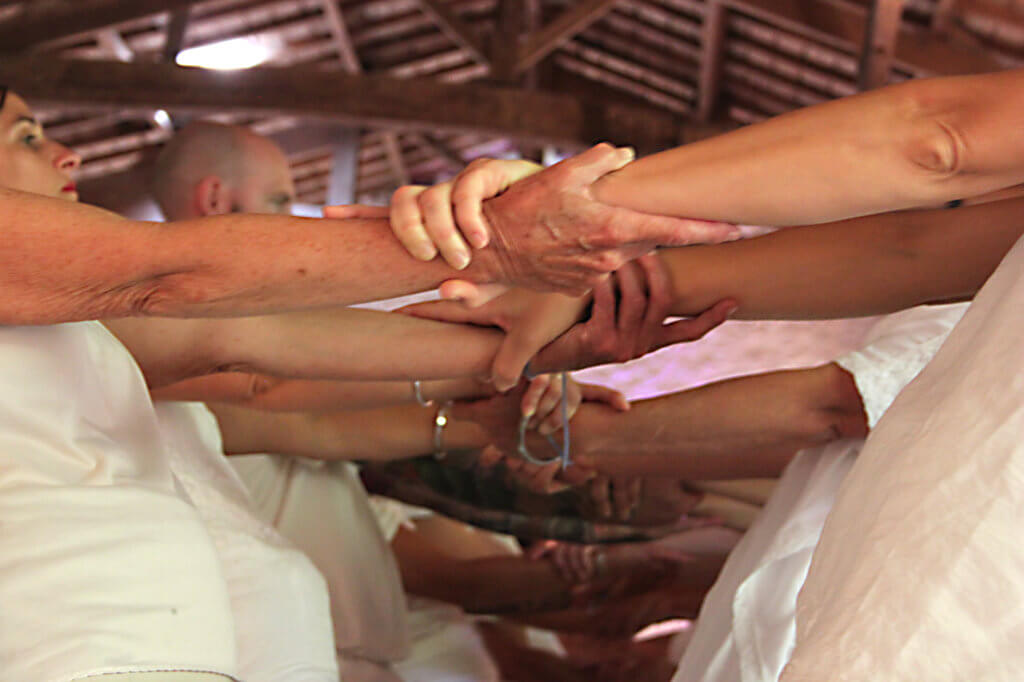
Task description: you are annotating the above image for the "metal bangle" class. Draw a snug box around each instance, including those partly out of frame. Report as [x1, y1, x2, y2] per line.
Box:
[516, 372, 572, 469]
[433, 401, 452, 460]
[413, 380, 434, 407]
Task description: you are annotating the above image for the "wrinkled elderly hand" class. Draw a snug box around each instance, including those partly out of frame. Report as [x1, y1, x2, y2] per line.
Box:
[377, 144, 739, 297]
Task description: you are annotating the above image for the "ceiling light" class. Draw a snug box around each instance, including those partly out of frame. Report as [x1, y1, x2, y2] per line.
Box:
[176, 35, 282, 71]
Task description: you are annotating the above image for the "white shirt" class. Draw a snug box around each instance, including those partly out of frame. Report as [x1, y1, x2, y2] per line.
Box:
[781, 234, 1024, 682]
[231, 456, 410, 666]
[0, 322, 237, 681]
[673, 303, 968, 682]
[156, 403, 338, 682]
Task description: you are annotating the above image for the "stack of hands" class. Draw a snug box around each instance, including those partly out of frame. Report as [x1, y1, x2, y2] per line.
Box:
[330, 144, 737, 490]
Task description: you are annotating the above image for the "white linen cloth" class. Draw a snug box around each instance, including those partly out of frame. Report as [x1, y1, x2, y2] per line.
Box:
[0, 322, 238, 682]
[156, 403, 338, 682]
[780, 234, 1024, 682]
[672, 302, 968, 682]
[231, 455, 410, 680]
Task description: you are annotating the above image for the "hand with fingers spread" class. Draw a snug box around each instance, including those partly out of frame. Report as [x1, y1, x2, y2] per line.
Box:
[531, 255, 737, 375]
[587, 475, 643, 522]
[363, 143, 739, 298]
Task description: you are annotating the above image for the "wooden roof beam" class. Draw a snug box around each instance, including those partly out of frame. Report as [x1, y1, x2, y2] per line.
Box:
[321, 0, 362, 74]
[727, 0, 1004, 76]
[696, 0, 728, 122]
[515, 0, 620, 74]
[858, 0, 905, 90]
[0, 55, 692, 152]
[162, 8, 191, 63]
[0, 0, 209, 53]
[417, 0, 490, 66]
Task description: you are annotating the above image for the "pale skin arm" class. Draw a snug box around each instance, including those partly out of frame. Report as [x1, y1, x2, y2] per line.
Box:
[0, 145, 733, 325]
[659, 197, 1024, 320]
[0, 188, 467, 325]
[103, 307, 505, 389]
[592, 70, 1024, 226]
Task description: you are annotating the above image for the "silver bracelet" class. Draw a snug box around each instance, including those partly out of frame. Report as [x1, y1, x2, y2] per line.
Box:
[412, 380, 434, 407]
[433, 401, 453, 460]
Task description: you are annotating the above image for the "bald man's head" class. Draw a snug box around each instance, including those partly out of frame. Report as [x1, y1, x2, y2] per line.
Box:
[153, 121, 295, 220]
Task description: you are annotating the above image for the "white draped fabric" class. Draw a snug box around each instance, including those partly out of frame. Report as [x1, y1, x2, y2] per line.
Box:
[781, 235, 1024, 681]
[673, 302, 968, 682]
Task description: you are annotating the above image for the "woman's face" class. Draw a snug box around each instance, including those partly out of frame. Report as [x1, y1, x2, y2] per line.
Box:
[0, 92, 81, 200]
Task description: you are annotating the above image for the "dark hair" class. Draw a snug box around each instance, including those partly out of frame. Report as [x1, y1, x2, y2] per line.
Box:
[0, 85, 7, 111]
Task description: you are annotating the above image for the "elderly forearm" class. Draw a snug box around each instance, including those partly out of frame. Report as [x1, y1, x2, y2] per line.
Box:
[660, 198, 1024, 320]
[593, 70, 1024, 225]
[0, 188, 489, 325]
[572, 364, 866, 478]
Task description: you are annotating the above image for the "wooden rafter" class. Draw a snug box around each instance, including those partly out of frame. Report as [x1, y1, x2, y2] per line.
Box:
[0, 0, 209, 53]
[417, 0, 490, 66]
[321, 0, 362, 74]
[162, 8, 191, 63]
[381, 132, 411, 185]
[696, 0, 728, 122]
[0, 56, 688, 152]
[728, 0, 1004, 76]
[410, 132, 466, 168]
[858, 0, 905, 90]
[492, 0, 526, 81]
[515, 0, 620, 74]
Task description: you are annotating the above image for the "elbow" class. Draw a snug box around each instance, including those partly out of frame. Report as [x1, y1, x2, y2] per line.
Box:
[803, 364, 869, 443]
[892, 81, 969, 196]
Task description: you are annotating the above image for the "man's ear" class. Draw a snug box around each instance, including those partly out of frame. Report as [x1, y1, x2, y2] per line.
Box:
[195, 175, 231, 216]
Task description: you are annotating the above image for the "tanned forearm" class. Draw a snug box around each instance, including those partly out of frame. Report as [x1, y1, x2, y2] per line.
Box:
[152, 373, 489, 412]
[0, 188, 491, 325]
[593, 70, 1024, 225]
[659, 197, 1024, 320]
[210, 402, 489, 461]
[571, 363, 867, 479]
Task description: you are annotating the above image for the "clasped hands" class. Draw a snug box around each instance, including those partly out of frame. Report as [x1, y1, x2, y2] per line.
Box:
[328, 143, 737, 482]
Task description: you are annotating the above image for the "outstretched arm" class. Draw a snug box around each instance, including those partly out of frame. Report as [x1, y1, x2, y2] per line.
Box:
[0, 145, 733, 325]
[151, 373, 490, 412]
[104, 307, 504, 389]
[593, 70, 1024, 226]
[459, 363, 867, 480]
[659, 197, 1024, 320]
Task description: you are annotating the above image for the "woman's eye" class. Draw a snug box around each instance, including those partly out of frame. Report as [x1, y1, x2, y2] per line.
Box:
[21, 133, 39, 146]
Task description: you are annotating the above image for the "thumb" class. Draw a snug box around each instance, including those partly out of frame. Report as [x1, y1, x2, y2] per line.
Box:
[398, 299, 499, 326]
[657, 299, 737, 347]
[438, 280, 509, 307]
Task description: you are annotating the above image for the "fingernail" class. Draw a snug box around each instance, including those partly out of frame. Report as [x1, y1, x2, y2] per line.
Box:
[468, 232, 488, 250]
[415, 245, 437, 261]
[452, 250, 471, 270]
[538, 423, 554, 435]
[726, 304, 739, 319]
[619, 147, 636, 162]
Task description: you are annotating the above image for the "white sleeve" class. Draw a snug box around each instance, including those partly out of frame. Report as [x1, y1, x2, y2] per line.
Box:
[834, 303, 967, 427]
